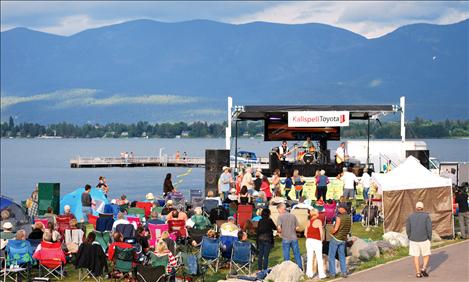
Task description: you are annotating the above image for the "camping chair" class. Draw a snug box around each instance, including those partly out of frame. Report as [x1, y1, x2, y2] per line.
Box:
[27, 238, 42, 253]
[148, 224, 169, 247]
[94, 231, 111, 252]
[34, 217, 49, 227]
[188, 228, 210, 247]
[75, 242, 108, 282]
[136, 264, 167, 282]
[220, 235, 238, 259]
[127, 216, 142, 227]
[136, 202, 153, 218]
[230, 241, 252, 276]
[112, 246, 136, 280]
[128, 208, 146, 221]
[5, 239, 34, 281]
[96, 216, 114, 232]
[115, 224, 135, 240]
[85, 223, 95, 237]
[88, 214, 99, 229]
[191, 197, 204, 209]
[236, 205, 253, 230]
[181, 251, 207, 282]
[168, 219, 187, 239]
[33, 242, 67, 280]
[153, 206, 164, 215]
[56, 215, 72, 238]
[202, 199, 219, 215]
[199, 236, 220, 272]
[64, 228, 84, 254]
[190, 190, 203, 202]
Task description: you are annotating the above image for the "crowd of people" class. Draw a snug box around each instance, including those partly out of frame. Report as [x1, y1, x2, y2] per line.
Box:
[1, 167, 468, 281]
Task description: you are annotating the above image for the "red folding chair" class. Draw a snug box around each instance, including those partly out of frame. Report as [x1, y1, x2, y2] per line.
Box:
[168, 219, 187, 238]
[127, 216, 141, 227]
[237, 205, 253, 230]
[136, 202, 153, 218]
[33, 242, 67, 280]
[34, 218, 49, 227]
[88, 214, 99, 229]
[56, 215, 71, 238]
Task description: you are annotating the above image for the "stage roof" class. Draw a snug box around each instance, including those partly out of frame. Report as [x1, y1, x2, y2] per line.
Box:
[234, 105, 398, 120]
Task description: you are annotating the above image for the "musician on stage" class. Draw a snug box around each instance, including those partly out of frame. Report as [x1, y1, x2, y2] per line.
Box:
[277, 140, 291, 161]
[335, 142, 347, 171]
[302, 137, 315, 151]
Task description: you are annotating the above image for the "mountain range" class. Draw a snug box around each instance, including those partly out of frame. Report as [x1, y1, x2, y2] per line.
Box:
[1, 19, 468, 123]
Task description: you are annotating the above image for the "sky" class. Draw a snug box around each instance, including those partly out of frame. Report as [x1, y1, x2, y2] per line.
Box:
[1, 1, 468, 38]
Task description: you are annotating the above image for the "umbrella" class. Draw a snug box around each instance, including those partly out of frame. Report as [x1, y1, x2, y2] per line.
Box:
[60, 188, 109, 222]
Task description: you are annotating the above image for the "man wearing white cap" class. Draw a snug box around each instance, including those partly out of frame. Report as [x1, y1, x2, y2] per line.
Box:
[406, 201, 432, 278]
[218, 166, 232, 200]
[0, 222, 15, 240]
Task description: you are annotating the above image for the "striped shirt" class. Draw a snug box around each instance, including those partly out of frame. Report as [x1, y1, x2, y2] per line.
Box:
[154, 250, 177, 274]
[333, 214, 351, 241]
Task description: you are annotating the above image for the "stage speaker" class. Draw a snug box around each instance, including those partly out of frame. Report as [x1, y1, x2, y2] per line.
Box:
[269, 152, 281, 173]
[38, 183, 60, 215]
[205, 149, 230, 196]
[406, 150, 430, 169]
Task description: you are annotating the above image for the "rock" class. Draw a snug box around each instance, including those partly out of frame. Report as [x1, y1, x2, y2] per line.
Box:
[350, 237, 368, 259]
[432, 230, 441, 242]
[265, 261, 304, 282]
[383, 231, 409, 247]
[358, 245, 379, 261]
[376, 240, 395, 253]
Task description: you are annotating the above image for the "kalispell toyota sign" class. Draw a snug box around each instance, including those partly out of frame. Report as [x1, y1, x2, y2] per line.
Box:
[288, 111, 350, 127]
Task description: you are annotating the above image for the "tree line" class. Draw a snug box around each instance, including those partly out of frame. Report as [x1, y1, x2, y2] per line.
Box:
[1, 116, 468, 139]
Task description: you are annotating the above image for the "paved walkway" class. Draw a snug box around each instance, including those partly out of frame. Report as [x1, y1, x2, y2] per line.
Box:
[337, 240, 469, 282]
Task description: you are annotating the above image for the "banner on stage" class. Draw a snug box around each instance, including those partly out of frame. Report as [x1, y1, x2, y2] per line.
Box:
[288, 111, 350, 127]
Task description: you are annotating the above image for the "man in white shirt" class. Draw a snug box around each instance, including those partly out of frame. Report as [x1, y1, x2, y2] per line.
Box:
[241, 167, 254, 194]
[218, 166, 232, 200]
[335, 142, 346, 171]
[342, 167, 358, 200]
[361, 168, 372, 201]
[112, 212, 137, 232]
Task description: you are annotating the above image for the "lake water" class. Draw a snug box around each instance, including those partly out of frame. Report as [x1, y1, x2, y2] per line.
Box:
[1, 138, 468, 202]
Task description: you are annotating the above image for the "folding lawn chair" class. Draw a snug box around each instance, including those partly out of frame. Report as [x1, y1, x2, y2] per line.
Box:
[94, 231, 111, 252]
[112, 246, 136, 280]
[88, 214, 99, 229]
[190, 190, 203, 202]
[236, 205, 253, 230]
[168, 219, 187, 238]
[181, 252, 207, 282]
[127, 216, 142, 227]
[128, 207, 146, 221]
[199, 236, 220, 272]
[148, 224, 169, 247]
[56, 215, 71, 238]
[202, 199, 219, 215]
[187, 227, 210, 246]
[136, 264, 167, 282]
[115, 223, 135, 240]
[75, 242, 108, 282]
[230, 241, 252, 276]
[191, 197, 204, 209]
[136, 202, 153, 218]
[85, 223, 95, 237]
[4, 239, 34, 281]
[96, 216, 114, 232]
[33, 242, 67, 280]
[220, 235, 238, 259]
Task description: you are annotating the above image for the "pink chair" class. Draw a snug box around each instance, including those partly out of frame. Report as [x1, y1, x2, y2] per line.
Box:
[148, 223, 169, 246]
[127, 216, 141, 227]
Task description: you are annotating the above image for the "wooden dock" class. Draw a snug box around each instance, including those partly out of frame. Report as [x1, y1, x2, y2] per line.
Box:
[70, 156, 269, 169]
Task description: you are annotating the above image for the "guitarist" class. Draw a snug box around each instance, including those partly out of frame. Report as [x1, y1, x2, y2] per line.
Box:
[335, 142, 347, 171]
[277, 140, 291, 161]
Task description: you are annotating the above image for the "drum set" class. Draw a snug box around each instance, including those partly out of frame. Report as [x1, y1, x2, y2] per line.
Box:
[297, 145, 322, 164]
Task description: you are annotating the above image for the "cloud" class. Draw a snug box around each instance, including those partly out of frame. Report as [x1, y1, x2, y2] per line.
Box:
[228, 1, 469, 38]
[1, 88, 199, 109]
[369, 79, 383, 88]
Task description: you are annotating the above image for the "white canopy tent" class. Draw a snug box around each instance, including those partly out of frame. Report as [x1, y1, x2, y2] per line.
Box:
[373, 156, 453, 237]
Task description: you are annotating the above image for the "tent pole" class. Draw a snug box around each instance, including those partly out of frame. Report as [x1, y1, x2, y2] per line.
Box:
[234, 119, 239, 173]
[367, 117, 370, 166]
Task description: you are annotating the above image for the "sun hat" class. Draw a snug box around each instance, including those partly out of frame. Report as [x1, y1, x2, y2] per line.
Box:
[416, 201, 424, 209]
[146, 193, 155, 201]
[167, 200, 173, 205]
[2, 222, 13, 230]
[222, 166, 229, 171]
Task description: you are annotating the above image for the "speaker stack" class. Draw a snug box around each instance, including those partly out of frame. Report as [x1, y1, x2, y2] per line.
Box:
[406, 150, 430, 169]
[205, 149, 230, 196]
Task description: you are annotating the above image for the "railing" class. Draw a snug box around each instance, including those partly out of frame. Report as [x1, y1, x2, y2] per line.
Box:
[70, 156, 206, 165]
[378, 153, 397, 172]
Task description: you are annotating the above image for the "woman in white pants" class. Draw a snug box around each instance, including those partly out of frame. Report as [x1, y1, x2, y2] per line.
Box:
[305, 208, 326, 279]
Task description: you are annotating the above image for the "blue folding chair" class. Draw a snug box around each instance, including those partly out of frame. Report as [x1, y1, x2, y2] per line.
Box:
[199, 236, 220, 272]
[5, 240, 35, 281]
[230, 241, 252, 275]
[220, 235, 238, 259]
[190, 189, 203, 202]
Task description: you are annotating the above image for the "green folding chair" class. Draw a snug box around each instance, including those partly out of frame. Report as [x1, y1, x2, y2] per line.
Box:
[127, 207, 145, 220]
[85, 223, 95, 237]
[94, 231, 111, 252]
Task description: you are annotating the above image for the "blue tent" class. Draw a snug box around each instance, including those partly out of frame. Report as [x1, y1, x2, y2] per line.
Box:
[60, 188, 109, 222]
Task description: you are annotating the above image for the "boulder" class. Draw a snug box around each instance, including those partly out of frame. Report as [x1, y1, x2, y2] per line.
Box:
[383, 231, 409, 247]
[376, 240, 395, 253]
[350, 237, 368, 259]
[265, 261, 304, 282]
[358, 244, 380, 261]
